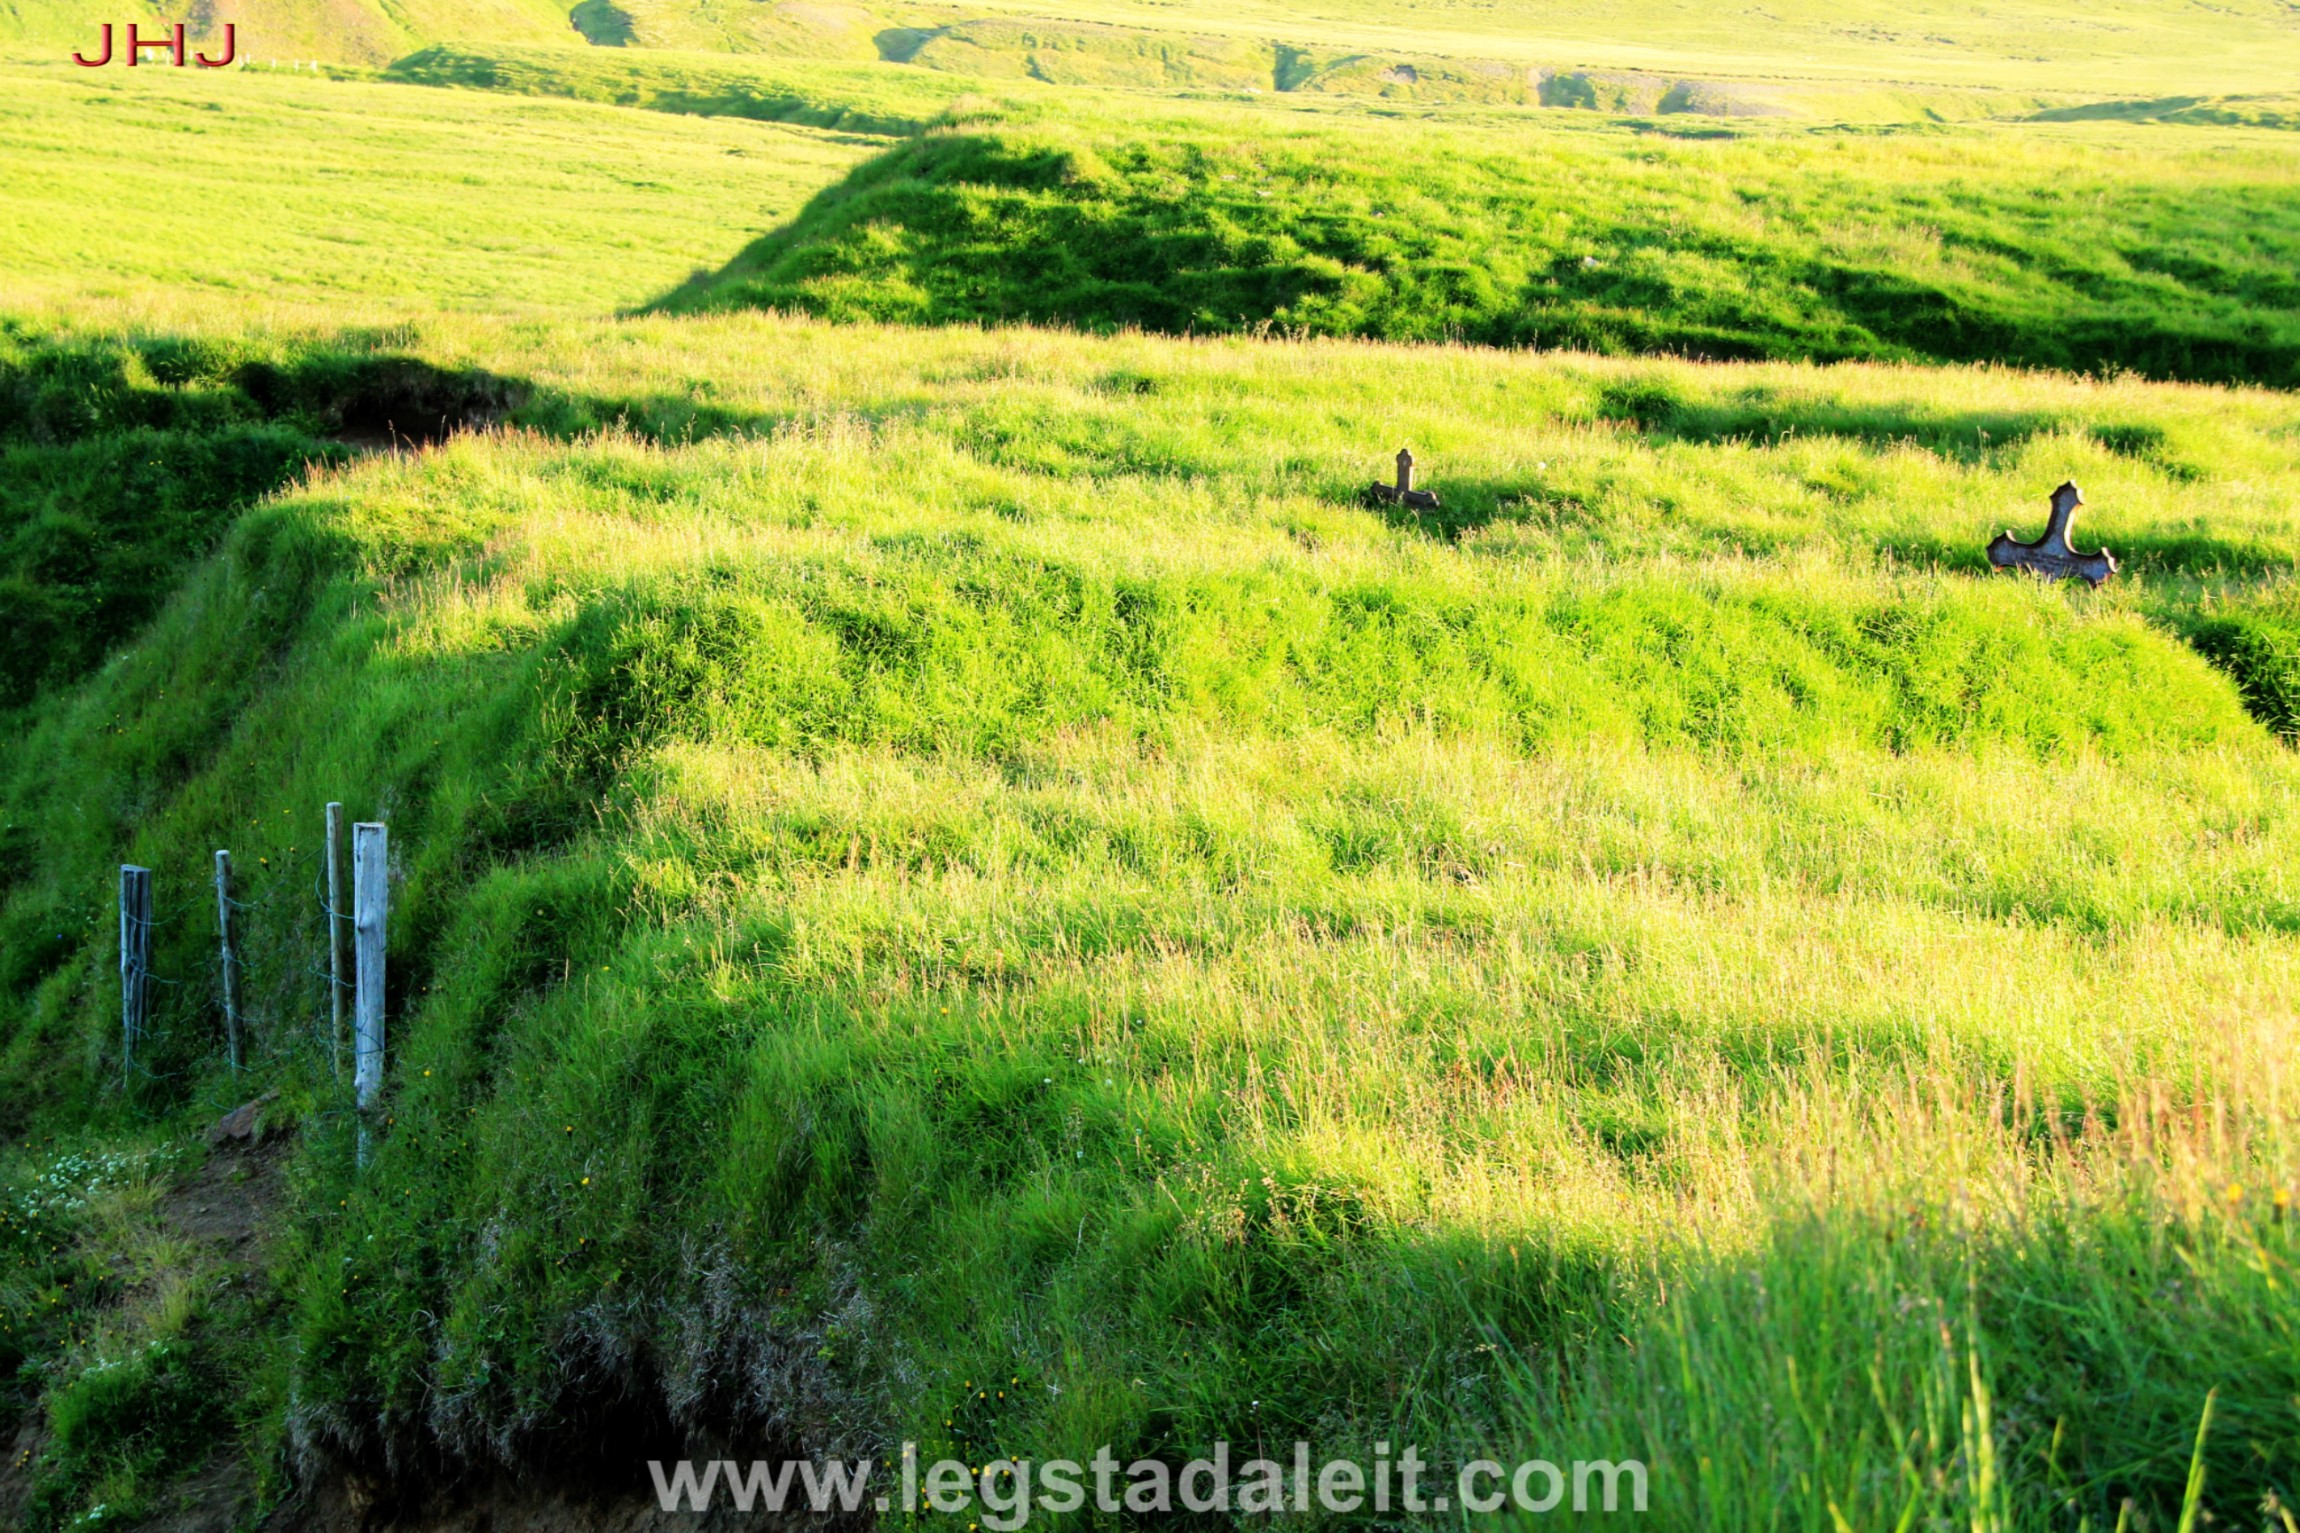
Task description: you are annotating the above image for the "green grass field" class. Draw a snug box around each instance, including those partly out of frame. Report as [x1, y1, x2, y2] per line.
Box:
[0, 9, 2297, 1533]
[665, 105, 2300, 382]
[0, 61, 888, 312]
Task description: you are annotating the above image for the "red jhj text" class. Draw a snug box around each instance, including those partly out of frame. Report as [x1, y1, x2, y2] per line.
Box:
[74, 23, 238, 67]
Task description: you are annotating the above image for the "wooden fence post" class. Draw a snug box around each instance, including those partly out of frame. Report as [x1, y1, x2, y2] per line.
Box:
[352, 822, 387, 1112]
[214, 849, 240, 1073]
[118, 865, 152, 1075]
[326, 803, 345, 1082]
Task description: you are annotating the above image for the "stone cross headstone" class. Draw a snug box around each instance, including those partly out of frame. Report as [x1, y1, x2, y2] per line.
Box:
[1987, 481, 2118, 587]
[1365, 446, 1441, 511]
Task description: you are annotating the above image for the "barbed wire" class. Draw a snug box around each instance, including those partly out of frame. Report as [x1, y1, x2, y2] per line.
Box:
[108, 829, 367, 1088]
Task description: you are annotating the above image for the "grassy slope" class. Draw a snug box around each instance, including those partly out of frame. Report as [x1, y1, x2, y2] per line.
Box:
[0, 62, 888, 313]
[406, 26, 2300, 126]
[967, 0, 2300, 93]
[0, 57, 887, 709]
[424, 28, 2035, 120]
[14, 0, 2298, 106]
[210, 45, 2300, 387]
[1, 305, 2296, 1529]
[0, 40, 2297, 1533]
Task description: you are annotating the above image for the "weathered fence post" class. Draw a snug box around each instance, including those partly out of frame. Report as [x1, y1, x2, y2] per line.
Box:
[326, 802, 345, 1081]
[352, 822, 387, 1113]
[119, 865, 152, 1076]
[214, 849, 240, 1073]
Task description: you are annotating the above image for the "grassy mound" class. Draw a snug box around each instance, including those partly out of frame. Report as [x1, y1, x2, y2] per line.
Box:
[1, 311, 2296, 1526]
[0, 325, 553, 706]
[2180, 589, 2300, 741]
[663, 114, 2300, 383]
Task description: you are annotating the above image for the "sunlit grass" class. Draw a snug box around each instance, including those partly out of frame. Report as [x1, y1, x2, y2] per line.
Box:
[0, 25, 2297, 1526]
[0, 61, 886, 312]
[0, 308, 2294, 1521]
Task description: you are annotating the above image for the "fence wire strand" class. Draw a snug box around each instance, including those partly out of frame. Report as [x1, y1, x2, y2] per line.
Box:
[112, 832, 360, 1090]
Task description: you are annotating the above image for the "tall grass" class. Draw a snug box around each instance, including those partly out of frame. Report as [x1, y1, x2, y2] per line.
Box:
[0, 308, 2292, 1523]
[1510, 1037, 2298, 1529]
[2, 37, 2298, 1524]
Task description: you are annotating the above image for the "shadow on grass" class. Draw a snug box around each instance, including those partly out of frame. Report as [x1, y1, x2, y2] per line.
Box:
[2169, 598, 2300, 742]
[383, 45, 936, 138]
[2029, 95, 2209, 123]
[1357, 475, 1546, 541]
[1590, 378, 2212, 471]
[1879, 528, 2296, 582]
[0, 328, 784, 710]
[1613, 389, 2062, 459]
[567, 1, 635, 47]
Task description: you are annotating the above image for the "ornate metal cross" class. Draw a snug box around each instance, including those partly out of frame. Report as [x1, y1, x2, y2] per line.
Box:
[1987, 481, 2118, 587]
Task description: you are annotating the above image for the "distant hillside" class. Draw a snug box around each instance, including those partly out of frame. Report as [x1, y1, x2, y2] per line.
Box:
[579, 0, 2300, 101]
[2032, 92, 2300, 132]
[17, 0, 2300, 118]
[0, 0, 573, 66]
[382, 42, 983, 135]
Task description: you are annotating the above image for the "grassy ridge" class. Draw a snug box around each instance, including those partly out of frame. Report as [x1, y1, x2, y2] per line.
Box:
[0, 321, 544, 704]
[667, 110, 2300, 383]
[10, 304, 2300, 733]
[0, 423, 331, 707]
[0, 310, 2295, 1526]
